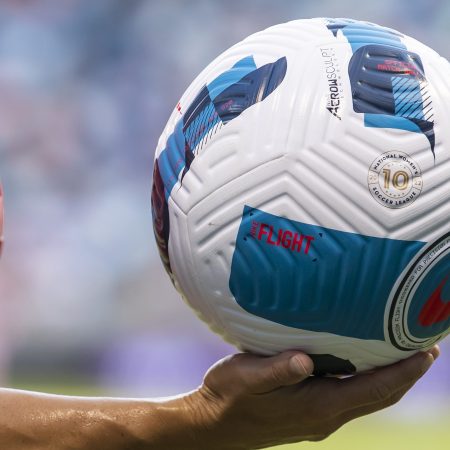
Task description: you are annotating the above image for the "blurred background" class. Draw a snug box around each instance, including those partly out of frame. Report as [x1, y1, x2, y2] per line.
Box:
[0, 1, 448, 449]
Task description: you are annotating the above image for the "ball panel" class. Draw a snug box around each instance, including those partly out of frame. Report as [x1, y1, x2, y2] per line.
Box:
[153, 18, 450, 373]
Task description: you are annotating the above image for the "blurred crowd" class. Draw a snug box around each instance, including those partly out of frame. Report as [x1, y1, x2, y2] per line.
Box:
[0, 0, 448, 416]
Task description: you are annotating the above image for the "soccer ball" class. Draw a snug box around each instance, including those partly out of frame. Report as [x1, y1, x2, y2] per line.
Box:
[151, 18, 450, 374]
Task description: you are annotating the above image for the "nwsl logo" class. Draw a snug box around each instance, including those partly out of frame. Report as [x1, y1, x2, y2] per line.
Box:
[327, 19, 436, 159]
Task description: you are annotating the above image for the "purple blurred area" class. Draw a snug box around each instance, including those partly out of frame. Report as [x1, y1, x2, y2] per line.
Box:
[0, 0, 448, 416]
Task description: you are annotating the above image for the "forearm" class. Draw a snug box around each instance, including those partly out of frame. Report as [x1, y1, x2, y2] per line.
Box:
[0, 388, 201, 450]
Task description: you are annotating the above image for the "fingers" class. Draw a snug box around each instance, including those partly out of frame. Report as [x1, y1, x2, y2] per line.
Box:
[337, 382, 413, 425]
[251, 352, 314, 393]
[204, 351, 314, 396]
[334, 347, 439, 418]
[428, 345, 440, 361]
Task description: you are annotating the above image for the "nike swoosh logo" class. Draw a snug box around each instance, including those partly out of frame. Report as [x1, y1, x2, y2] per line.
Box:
[418, 275, 450, 327]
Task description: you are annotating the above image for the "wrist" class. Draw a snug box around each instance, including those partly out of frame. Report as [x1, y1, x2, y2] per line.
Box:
[151, 386, 242, 450]
[176, 387, 246, 450]
[139, 391, 214, 450]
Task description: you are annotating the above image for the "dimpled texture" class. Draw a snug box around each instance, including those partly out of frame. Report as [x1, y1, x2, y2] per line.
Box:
[152, 18, 450, 373]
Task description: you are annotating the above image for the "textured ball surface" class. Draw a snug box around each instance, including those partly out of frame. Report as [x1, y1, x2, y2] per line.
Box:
[152, 18, 450, 373]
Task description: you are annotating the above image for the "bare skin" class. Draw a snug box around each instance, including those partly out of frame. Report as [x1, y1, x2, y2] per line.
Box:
[0, 170, 442, 448]
[0, 346, 439, 450]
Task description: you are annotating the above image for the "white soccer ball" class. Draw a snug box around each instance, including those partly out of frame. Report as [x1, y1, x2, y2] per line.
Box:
[152, 18, 450, 374]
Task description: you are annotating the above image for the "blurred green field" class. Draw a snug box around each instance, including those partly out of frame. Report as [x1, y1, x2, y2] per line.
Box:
[11, 379, 450, 450]
[270, 415, 450, 450]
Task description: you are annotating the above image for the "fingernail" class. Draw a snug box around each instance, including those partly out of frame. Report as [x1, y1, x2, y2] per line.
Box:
[289, 355, 309, 376]
[427, 345, 440, 361]
[420, 352, 435, 373]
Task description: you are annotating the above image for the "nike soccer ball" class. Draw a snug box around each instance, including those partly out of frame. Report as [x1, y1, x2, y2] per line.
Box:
[152, 18, 450, 374]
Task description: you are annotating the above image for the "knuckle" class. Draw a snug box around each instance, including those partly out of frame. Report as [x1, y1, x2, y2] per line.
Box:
[270, 363, 289, 385]
[203, 354, 247, 398]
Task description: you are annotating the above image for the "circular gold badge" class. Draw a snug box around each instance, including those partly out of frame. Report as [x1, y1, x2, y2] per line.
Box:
[367, 151, 422, 209]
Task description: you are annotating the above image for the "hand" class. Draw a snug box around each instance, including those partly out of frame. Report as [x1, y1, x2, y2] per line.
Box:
[184, 346, 439, 450]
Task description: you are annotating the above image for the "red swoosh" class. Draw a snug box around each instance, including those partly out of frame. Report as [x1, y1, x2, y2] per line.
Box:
[418, 275, 450, 327]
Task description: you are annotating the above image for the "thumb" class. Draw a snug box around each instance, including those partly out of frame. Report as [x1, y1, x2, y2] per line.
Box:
[205, 351, 314, 396]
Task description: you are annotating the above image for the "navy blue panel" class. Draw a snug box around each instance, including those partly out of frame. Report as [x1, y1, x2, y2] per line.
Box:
[326, 19, 436, 158]
[152, 56, 288, 279]
[183, 85, 212, 132]
[349, 45, 424, 116]
[213, 57, 287, 124]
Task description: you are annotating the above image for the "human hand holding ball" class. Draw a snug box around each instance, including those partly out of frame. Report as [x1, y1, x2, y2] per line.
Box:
[0, 181, 442, 449]
[0, 17, 447, 450]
